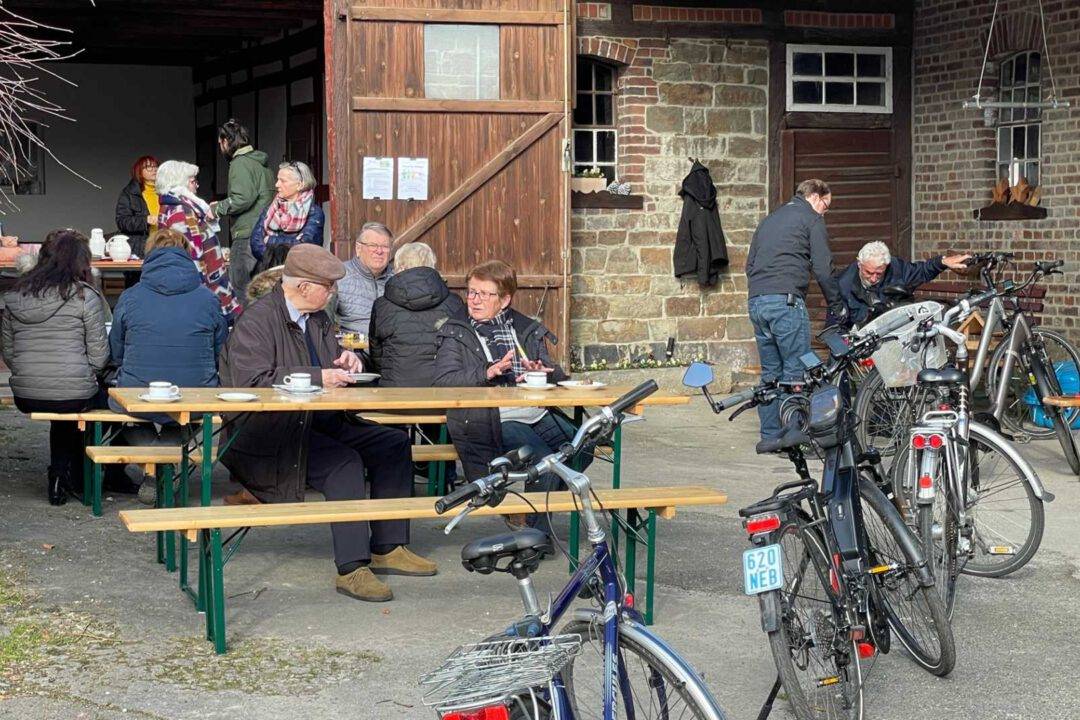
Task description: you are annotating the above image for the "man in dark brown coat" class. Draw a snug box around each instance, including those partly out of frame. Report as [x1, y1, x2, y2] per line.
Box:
[219, 244, 437, 602]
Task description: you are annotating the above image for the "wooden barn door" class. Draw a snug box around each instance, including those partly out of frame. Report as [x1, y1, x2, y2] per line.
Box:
[326, 0, 573, 359]
[780, 128, 900, 334]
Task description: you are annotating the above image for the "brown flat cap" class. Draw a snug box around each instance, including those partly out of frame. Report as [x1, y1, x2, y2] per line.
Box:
[283, 244, 345, 283]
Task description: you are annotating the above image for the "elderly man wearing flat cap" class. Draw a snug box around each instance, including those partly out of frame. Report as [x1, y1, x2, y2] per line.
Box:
[219, 243, 436, 602]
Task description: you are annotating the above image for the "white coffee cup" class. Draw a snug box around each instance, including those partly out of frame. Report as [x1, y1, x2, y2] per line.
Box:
[524, 371, 548, 387]
[148, 381, 180, 399]
[283, 373, 312, 390]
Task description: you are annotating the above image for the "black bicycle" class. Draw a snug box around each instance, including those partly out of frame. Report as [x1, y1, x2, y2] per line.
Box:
[685, 323, 955, 720]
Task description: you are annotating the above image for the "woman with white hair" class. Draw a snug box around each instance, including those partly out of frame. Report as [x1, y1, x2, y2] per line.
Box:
[156, 160, 241, 320]
[249, 160, 325, 272]
[368, 241, 466, 387]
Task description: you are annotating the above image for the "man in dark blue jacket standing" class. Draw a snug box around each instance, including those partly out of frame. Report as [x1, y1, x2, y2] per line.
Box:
[831, 241, 970, 329]
[745, 178, 846, 443]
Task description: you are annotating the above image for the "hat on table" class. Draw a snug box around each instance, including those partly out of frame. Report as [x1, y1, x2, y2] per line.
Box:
[283, 244, 345, 284]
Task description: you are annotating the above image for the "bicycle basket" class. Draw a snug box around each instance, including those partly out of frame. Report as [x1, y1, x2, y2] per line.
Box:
[419, 634, 582, 712]
[857, 301, 947, 388]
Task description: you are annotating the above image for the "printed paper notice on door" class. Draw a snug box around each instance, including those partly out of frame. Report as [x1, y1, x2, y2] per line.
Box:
[397, 157, 429, 201]
[362, 157, 394, 199]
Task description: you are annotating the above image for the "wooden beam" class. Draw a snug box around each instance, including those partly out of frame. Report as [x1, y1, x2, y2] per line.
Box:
[391, 112, 563, 249]
[195, 25, 322, 82]
[195, 59, 321, 105]
[352, 97, 564, 114]
[349, 6, 563, 24]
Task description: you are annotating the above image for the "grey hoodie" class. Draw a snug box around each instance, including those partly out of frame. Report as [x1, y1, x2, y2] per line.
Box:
[1, 283, 108, 401]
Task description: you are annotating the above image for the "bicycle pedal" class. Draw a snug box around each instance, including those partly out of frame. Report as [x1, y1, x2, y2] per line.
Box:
[1012, 433, 1033, 445]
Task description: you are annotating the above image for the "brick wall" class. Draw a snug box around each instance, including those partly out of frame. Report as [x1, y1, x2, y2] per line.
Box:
[570, 36, 768, 368]
[912, 0, 1080, 335]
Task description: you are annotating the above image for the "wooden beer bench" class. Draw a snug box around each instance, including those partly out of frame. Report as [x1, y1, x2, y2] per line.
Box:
[119, 485, 727, 654]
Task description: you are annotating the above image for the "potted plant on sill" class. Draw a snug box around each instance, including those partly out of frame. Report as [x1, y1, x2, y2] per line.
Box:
[571, 166, 608, 194]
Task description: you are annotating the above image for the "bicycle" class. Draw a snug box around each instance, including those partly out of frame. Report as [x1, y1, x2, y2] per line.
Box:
[685, 321, 955, 720]
[885, 299, 1054, 615]
[421, 381, 727, 720]
[854, 252, 1080, 474]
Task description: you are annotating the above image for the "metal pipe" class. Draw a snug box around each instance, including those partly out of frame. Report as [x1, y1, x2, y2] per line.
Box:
[962, 98, 1071, 109]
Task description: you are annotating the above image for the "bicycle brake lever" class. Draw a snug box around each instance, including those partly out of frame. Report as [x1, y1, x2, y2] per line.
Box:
[444, 504, 476, 535]
[729, 401, 755, 421]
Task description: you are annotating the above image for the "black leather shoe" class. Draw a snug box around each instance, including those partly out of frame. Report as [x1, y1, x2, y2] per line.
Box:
[47, 467, 69, 506]
[103, 473, 141, 495]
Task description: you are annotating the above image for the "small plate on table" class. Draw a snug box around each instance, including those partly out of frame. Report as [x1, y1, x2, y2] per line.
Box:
[347, 372, 380, 384]
[557, 380, 607, 391]
[216, 392, 258, 403]
[137, 393, 182, 403]
[516, 382, 557, 391]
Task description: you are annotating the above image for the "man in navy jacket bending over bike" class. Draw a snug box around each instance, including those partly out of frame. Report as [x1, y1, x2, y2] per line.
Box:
[830, 241, 970, 329]
[746, 178, 846, 444]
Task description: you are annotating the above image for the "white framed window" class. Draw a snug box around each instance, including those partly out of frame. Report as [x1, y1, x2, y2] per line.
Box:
[997, 51, 1041, 186]
[786, 45, 892, 114]
[572, 57, 617, 183]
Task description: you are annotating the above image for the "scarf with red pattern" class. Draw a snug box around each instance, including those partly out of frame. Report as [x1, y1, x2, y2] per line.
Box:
[263, 190, 313, 236]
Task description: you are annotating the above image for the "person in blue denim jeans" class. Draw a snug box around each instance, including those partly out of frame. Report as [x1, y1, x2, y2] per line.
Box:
[745, 179, 847, 442]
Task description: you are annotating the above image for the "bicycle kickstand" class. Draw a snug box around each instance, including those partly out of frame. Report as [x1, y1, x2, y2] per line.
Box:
[755, 674, 783, 720]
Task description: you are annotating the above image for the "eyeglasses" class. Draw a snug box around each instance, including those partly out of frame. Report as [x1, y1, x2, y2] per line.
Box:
[467, 289, 500, 301]
[358, 241, 391, 252]
[301, 280, 334, 293]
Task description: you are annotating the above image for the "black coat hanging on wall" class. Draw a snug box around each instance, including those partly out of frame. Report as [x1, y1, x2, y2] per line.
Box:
[673, 160, 728, 286]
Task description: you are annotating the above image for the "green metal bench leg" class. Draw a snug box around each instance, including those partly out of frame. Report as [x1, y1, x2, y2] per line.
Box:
[195, 414, 214, 612]
[155, 471, 165, 565]
[91, 421, 104, 517]
[426, 456, 438, 497]
[645, 510, 657, 626]
[568, 512, 580, 572]
[162, 465, 176, 573]
[611, 424, 623, 551]
[625, 508, 638, 597]
[81, 425, 92, 506]
[179, 452, 193, 601]
[206, 528, 227, 654]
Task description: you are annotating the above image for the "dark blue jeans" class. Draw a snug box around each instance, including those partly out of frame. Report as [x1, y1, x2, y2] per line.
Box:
[748, 294, 811, 440]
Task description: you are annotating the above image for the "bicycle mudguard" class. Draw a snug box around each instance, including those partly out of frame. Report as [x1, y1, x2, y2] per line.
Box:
[571, 609, 728, 720]
[969, 422, 1054, 502]
[758, 591, 781, 633]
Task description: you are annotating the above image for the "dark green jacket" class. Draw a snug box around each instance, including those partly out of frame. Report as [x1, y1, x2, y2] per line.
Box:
[216, 147, 274, 240]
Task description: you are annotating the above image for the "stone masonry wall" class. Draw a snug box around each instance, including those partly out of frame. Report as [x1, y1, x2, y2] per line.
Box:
[570, 36, 768, 368]
[912, 0, 1080, 337]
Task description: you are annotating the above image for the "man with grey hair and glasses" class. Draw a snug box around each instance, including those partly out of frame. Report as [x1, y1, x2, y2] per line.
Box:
[830, 240, 970, 329]
[335, 222, 394, 334]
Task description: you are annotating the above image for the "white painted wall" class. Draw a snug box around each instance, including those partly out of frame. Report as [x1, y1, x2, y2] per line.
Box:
[6, 63, 195, 243]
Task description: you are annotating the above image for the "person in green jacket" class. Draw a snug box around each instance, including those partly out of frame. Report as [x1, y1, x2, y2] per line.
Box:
[212, 119, 274, 301]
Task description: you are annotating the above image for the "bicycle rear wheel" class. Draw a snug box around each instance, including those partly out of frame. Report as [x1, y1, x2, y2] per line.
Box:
[1030, 352, 1080, 475]
[559, 618, 720, 720]
[767, 521, 862, 720]
[858, 476, 955, 677]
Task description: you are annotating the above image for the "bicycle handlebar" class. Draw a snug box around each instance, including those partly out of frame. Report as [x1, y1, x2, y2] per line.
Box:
[716, 386, 757, 410]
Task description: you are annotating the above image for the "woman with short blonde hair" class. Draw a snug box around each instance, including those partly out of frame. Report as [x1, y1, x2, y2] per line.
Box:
[392, 242, 437, 271]
[249, 159, 325, 271]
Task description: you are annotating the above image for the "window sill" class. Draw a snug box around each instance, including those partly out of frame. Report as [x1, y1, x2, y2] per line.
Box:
[571, 191, 644, 210]
[973, 203, 1047, 221]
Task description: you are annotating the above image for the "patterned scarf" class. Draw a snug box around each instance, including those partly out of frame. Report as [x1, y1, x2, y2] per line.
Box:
[470, 310, 526, 380]
[264, 190, 314, 236]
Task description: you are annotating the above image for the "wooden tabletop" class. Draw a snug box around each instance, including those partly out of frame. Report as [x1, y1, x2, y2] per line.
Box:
[1042, 395, 1080, 408]
[110, 384, 689, 419]
[119, 485, 727, 534]
[0, 259, 143, 271]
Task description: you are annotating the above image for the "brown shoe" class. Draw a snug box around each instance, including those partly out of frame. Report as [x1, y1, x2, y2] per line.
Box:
[503, 513, 529, 531]
[224, 488, 260, 506]
[335, 566, 393, 602]
[369, 546, 438, 577]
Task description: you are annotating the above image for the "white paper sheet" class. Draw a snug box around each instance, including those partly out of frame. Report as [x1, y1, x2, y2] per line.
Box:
[362, 157, 394, 200]
[397, 157, 429, 201]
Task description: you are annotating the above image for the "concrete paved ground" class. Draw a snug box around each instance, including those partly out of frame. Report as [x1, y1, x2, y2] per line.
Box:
[0, 400, 1077, 719]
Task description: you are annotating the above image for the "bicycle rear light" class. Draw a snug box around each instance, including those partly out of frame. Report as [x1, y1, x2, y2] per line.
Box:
[745, 513, 781, 535]
[857, 642, 877, 660]
[928, 434, 944, 449]
[911, 433, 944, 450]
[858, 358, 875, 369]
[918, 474, 935, 502]
[441, 706, 510, 720]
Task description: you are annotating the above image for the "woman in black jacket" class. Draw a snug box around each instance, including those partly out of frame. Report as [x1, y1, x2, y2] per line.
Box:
[114, 155, 159, 258]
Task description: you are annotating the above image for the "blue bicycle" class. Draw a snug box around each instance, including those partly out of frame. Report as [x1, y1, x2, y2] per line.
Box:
[422, 381, 727, 720]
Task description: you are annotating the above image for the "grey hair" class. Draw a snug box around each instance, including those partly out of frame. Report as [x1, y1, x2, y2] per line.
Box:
[280, 274, 302, 288]
[156, 160, 199, 195]
[394, 242, 436, 271]
[279, 161, 317, 192]
[857, 241, 891, 266]
[356, 221, 393, 242]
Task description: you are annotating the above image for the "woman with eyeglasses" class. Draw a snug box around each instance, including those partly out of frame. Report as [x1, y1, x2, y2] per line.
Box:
[114, 155, 159, 258]
[433, 260, 593, 535]
[249, 160, 325, 274]
[156, 160, 241, 321]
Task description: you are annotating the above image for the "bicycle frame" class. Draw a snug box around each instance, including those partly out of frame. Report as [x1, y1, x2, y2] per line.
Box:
[967, 295, 1039, 424]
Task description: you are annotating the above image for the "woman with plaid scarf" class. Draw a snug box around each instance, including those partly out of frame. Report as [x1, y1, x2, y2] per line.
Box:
[434, 260, 595, 534]
[249, 160, 325, 273]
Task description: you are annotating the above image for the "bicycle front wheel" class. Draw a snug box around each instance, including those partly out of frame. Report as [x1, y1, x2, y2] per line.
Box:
[768, 521, 862, 720]
[987, 327, 1080, 439]
[858, 476, 956, 677]
[559, 618, 722, 720]
[853, 369, 921, 460]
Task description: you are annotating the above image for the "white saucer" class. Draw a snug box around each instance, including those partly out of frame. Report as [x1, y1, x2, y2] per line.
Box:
[516, 382, 557, 391]
[272, 384, 326, 395]
[557, 380, 607, 391]
[138, 393, 182, 403]
[347, 372, 380, 384]
[216, 392, 257, 402]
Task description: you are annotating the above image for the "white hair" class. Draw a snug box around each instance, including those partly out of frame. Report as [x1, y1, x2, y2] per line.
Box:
[857, 241, 891, 266]
[280, 274, 302, 288]
[279, 161, 317, 192]
[394, 242, 437, 271]
[156, 160, 199, 195]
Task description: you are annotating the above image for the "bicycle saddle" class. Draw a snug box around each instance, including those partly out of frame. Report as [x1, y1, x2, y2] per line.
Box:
[461, 528, 552, 575]
[917, 367, 967, 386]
